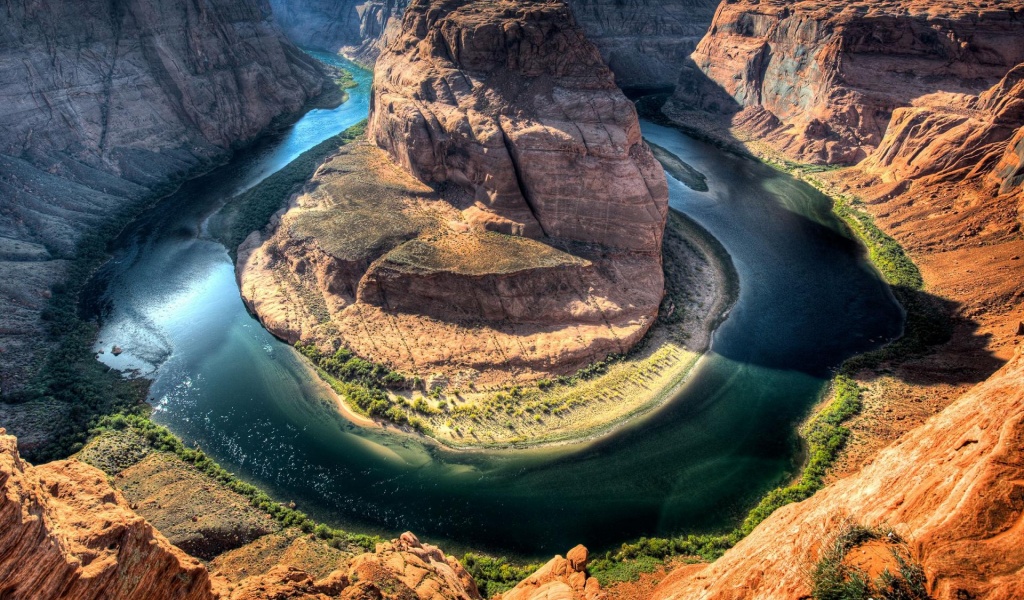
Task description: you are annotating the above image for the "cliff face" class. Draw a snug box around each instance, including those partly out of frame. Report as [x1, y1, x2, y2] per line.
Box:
[267, 0, 409, 64]
[241, 0, 670, 385]
[0, 0, 324, 394]
[369, 0, 668, 252]
[0, 429, 216, 600]
[566, 0, 720, 89]
[652, 346, 1024, 600]
[670, 0, 1024, 164]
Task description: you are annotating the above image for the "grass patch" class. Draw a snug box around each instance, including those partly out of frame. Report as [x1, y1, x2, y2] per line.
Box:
[92, 413, 382, 552]
[811, 523, 930, 600]
[218, 122, 367, 257]
[461, 554, 543, 598]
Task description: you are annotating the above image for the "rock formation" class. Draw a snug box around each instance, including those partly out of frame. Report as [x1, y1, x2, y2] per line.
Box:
[227, 532, 480, 600]
[0, 428, 216, 599]
[0, 0, 325, 395]
[240, 0, 669, 384]
[669, 0, 1024, 164]
[501, 545, 603, 600]
[652, 345, 1024, 600]
[566, 0, 720, 90]
[268, 0, 409, 64]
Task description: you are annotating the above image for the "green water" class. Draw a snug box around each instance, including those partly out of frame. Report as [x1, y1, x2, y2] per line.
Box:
[84, 55, 903, 559]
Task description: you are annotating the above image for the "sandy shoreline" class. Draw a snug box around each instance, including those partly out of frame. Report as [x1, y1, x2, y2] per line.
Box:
[315, 209, 739, 451]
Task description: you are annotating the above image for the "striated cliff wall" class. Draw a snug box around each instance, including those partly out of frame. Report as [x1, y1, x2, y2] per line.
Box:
[369, 0, 668, 252]
[652, 346, 1024, 600]
[670, 0, 1024, 164]
[0, 0, 324, 394]
[567, 0, 719, 89]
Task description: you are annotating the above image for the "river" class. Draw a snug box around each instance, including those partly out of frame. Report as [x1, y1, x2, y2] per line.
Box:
[83, 54, 903, 559]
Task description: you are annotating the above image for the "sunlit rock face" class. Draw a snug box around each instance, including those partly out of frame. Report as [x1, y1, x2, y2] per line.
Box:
[240, 0, 671, 385]
[670, 0, 1024, 164]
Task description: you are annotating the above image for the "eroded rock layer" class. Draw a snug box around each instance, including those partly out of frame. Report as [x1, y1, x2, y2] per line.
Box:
[242, 0, 669, 385]
[0, 429, 216, 599]
[670, 0, 1024, 164]
[0, 0, 324, 394]
[652, 346, 1024, 600]
[369, 0, 669, 252]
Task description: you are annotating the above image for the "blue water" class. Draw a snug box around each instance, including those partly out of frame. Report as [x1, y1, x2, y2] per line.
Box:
[84, 54, 903, 559]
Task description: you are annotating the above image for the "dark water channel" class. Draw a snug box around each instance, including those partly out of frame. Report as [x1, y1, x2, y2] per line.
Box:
[84, 54, 903, 558]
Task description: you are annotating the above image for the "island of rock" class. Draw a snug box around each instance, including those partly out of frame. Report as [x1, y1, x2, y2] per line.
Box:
[239, 0, 670, 385]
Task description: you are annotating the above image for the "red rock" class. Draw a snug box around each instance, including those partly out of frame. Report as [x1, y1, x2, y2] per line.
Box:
[0, 429, 216, 600]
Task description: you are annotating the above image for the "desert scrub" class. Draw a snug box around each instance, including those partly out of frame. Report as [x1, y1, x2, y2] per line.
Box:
[217, 121, 367, 257]
[461, 554, 542, 598]
[93, 413, 382, 552]
[294, 343, 429, 433]
[811, 522, 930, 600]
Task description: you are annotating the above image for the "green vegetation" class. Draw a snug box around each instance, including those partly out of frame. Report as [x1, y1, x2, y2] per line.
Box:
[589, 375, 865, 582]
[811, 523, 930, 600]
[826, 193, 951, 373]
[295, 343, 430, 433]
[93, 413, 382, 552]
[218, 121, 367, 256]
[462, 554, 543, 598]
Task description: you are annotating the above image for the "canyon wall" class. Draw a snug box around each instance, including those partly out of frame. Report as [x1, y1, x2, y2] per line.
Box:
[267, 0, 409, 64]
[369, 0, 668, 252]
[0, 0, 324, 394]
[652, 346, 1024, 600]
[669, 0, 1024, 164]
[240, 0, 671, 385]
[567, 0, 719, 89]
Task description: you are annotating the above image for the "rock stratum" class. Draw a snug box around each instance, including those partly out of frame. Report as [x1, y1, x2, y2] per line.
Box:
[652, 345, 1024, 600]
[0, 0, 325, 395]
[1, 425, 603, 600]
[240, 0, 669, 385]
[670, 0, 1024, 164]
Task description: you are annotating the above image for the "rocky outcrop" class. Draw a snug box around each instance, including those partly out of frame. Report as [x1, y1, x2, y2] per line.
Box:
[670, 0, 1024, 164]
[567, 0, 719, 89]
[652, 345, 1024, 600]
[501, 545, 603, 600]
[241, 0, 671, 385]
[0, 429, 216, 599]
[268, 0, 409, 64]
[369, 0, 668, 252]
[0, 0, 324, 394]
[227, 532, 480, 600]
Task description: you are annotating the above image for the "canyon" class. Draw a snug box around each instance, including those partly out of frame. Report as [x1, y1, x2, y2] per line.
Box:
[1, 0, 1024, 598]
[0, 0, 326, 399]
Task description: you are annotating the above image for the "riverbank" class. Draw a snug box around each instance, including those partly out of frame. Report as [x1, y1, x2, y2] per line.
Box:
[243, 197, 736, 450]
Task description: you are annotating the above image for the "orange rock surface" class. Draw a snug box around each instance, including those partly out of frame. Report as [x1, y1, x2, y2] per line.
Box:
[0, 429, 216, 599]
[652, 345, 1024, 600]
[501, 545, 603, 600]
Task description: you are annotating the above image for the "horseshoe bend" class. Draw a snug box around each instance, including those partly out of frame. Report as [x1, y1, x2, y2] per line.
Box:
[0, 0, 1023, 599]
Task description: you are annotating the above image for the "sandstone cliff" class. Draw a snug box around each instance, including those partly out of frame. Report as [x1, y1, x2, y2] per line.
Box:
[669, 0, 1024, 164]
[652, 345, 1024, 600]
[0, 0, 325, 395]
[501, 545, 603, 600]
[241, 0, 671, 385]
[0, 428, 216, 599]
[268, 0, 409, 64]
